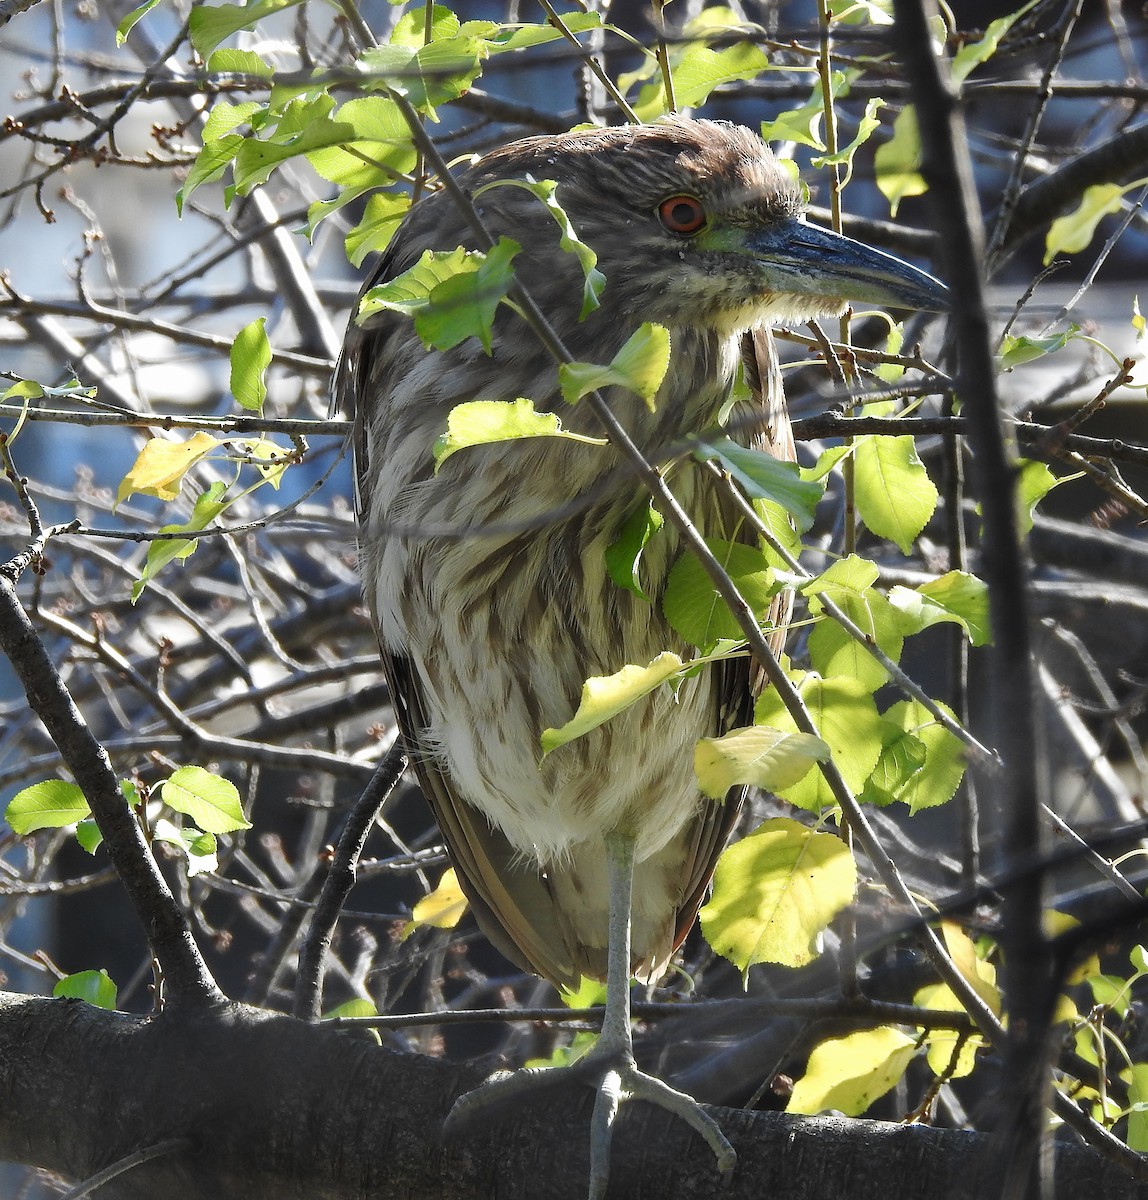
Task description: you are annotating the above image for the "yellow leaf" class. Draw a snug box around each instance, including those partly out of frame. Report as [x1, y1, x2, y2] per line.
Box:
[787, 1026, 917, 1115]
[913, 982, 986, 1078]
[694, 726, 828, 799]
[401, 867, 467, 940]
[540, 652, 684, 755]
[117, 432, 220, 505]
[940, 921, 1001, 1016]
[699, 817, 856, 971]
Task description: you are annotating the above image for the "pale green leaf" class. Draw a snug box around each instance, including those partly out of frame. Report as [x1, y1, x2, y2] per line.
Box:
[54, 969, 118, 1011]
[474, 177, 604, 318]
[811, 98, 883, 188]
[633, 41, 769, 121]
[152, 817, 219, 877]
[1127, 1064, 1148, 1152]
[189, 0, 303, 56]
[875, 107, 925, 216]
[206, 49, 275, 76]
[887, 570, 991, 646]
[663, 539, 780, 648]
[788, 1027, 917, 1115]
[433, 398, 605, 471]
[6, 780, 90, 834]
[803, 556, 904, 691]
[541, 653, 685, 755]
[693, 436, 822, 531]
[699, 817, 856, 970]
[998, 325, 1079, 370]
[862, 699, 966, 813]
[116, 0, 165, 44]
[695, 727, 829, 799]
[230, 317, 272, 412]
[131, 482, 230, 603]
[950, 0, 1039, 84]
[559, 323, 670, 411]
[343, 192, 411, 265]
[160, 766, 250, 834]
[853, 434, 937, 554]
[754, 674, 886, 811]
[1044, 183, 1131, 264]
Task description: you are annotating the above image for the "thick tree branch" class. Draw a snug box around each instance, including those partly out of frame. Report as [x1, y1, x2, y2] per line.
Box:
[0, 993, 1144, 1200]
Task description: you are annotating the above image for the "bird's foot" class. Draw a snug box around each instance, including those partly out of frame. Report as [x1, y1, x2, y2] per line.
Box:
[445, 1047, 736, 1199]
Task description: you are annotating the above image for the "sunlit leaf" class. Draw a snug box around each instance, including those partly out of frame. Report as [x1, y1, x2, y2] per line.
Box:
[788, 1026, 917, 1115]
[402, 867, 468, 940]
[875, 107, 925, 216]
[887, 570, 991, 646]
[433, 398, 606, 471]
[160, 766, 250, 834]
[754, 674, 886, 811]
[853, 434, 938, 554]
[153, 817, 218, 877]
[560, 323, 671, 411]
[861, 699, 966, 813]
[700, 818, 856, 971]
[6, 780, 90, 834]
[230, 317, 272, 412]
[54, 969, 118, 1011]
[998, 325, 1079, 370]
[695, 727, 829, 799]
[116, 431, 220, 506]
[131, 483, 230, 603]
[540, 653, 685, 755]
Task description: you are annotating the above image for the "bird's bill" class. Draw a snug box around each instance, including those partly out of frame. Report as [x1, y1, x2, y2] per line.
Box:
[742, 218, 949, 312]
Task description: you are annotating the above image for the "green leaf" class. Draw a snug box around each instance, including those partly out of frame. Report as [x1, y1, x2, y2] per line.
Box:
[343, 192, 411, 266]
[754, 674, 886, 812]
[853, 434, 938, 554]
[1128, 1064, 1148, 1152]
[861, 699, 966, 813]
[803, 556, 904, 692]
[1014, 458, 1061, 535]
[206, 49, 275, 76]
[694, 727, 829, 799]
[324, 998, 379, 1020]
[152, 817, 218, 877]
[356, 36, 486, 117]
[887, 570, 991, 646]
[189, 0, 304, 56]
[358, 241, 519, 353]
[950, 0, 1040, 85]
[1045, 182, 1139, 264]
[760, 71, 854, 150]
[633, 40, 770, 121]
[540, 653, 685, 755]
[559, 323, 671, 411]
[230, 317, 272, 412]
[476, 178, 604, 318]
[811, 98, 884, 188]
[116, 0, 165, 44]
[54, 969, 118, 1011]
[160, 766, 250, 834]
[787, 1027, 917, 1115]
[693, 436, 822, 531]
[875, 107, 925, 216]
[663, 539, 780, 648]
[699, 817, 856, 970]
[176, 133, 244, 216]
[605, 499, 664, 600]
[76, 819, 103, 854]
[475, 11, 603, 52]
[131, 482, 230, 603]
[6, 780, 90, 834]
[998, 324, 1079, 370]
[390, 2, 460, 46]
[432, 398, 606, 471]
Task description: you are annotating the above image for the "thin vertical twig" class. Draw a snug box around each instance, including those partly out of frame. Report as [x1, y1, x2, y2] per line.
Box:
[892, 3, 1051, 1198]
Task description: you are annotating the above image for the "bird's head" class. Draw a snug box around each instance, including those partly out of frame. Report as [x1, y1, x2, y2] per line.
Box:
[473, 118, 947, 336]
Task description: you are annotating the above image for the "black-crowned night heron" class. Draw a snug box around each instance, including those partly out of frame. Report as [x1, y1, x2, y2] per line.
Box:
[338, 117, 946, 1197]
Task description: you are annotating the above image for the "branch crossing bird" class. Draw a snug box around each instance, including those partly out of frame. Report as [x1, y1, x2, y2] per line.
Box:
[338, 117, 947, 1197]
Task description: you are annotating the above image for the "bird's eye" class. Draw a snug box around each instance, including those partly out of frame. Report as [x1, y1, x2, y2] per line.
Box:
[657, 195, 706, 235]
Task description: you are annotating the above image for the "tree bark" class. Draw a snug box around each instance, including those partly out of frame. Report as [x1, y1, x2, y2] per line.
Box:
[0, 992, 1142, 1200]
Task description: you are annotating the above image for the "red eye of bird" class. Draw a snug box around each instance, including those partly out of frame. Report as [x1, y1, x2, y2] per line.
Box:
[657, 195, 706, 235]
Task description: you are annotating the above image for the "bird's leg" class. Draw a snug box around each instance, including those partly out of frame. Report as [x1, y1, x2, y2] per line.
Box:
[445, 830, 736, 1199]
[581, 830, 736, 1198]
